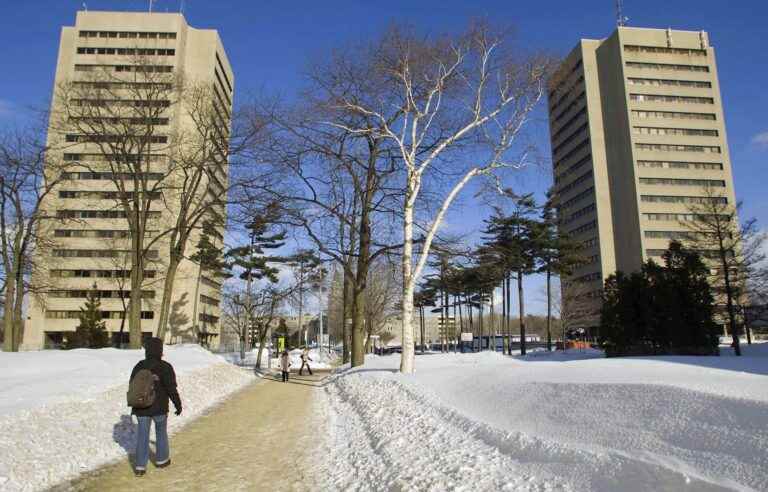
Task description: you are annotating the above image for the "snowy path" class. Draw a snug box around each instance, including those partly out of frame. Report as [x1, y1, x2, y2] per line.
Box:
[315, 351, 767, 491]
[55, 371, 329, 491]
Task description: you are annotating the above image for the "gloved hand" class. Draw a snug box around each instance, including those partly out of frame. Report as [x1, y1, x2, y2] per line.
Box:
[175, 408, 182, 416]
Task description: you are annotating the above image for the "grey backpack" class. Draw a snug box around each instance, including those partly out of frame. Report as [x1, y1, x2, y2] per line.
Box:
[127, 369, 157, 408]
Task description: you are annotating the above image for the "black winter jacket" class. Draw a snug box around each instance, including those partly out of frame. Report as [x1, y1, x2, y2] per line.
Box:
[129, 338, 182, 417]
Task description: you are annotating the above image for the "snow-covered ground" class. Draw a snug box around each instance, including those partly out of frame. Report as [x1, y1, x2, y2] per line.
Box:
[0, 345, 255, 491]
[315, 343, 768, 491]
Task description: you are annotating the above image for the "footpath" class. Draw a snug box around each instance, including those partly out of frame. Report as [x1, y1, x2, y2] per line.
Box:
[55, 371, 329, 492]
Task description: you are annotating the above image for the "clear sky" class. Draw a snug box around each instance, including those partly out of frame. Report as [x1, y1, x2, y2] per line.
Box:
[1, 0, 766, 313]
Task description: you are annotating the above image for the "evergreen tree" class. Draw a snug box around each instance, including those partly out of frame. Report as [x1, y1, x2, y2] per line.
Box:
[68, 284, 110, 349]
[600, 241, 719, 355]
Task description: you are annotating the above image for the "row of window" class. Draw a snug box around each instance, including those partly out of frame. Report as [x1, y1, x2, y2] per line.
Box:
[642, 213, 727, 221]
[636, 143, 721, 153]
[62, 172, 164, 181]
[553, 124, 589, 156]
[65, 134, 168, 144]
[572, 271, 602, 283]
[200, 276, 223, 290]
[624, 45, 706, 57]
[551, 107, 587, 142]
[73, 81, 172, 90]
[75, 64, 173, 73]
[581, 254, 600, 265]
[46, 310, 155, 319]
[57, 210, 162, 219]
[215, 53, 233, 93]
[627, 77, 711, 88]
[644, 231, 695, 240]
[632, 109, 716, 121]
[77, 47, 175, 56]
[48, 290, 155, 299]
[640, 195, 727, 204]
[59, 191, 161, 200]
[626, 61, 709, 72]
[562, 203, 596, 225]
[639, 177, 725, 187]
[72, 98, 170, 108]
[581, 237, 599, 249]
[637, 160, 723, 170]
[549, 75, 584, 112]
[555, 154, 591, 185]
[52, 249, 159, 258]
[199, 313, 219, 323]
[633, 126, 718, 137]
[558, 170, 593, 196]
[79, 30, 177, 40]
[63, 153, 166, 163]
[646, 249, 721, 259]
[559, 187, 594, 210]
[70, 116, 169, 126]
[200, 294, 220, 307]
[548, 59, 583, 101]
[50, 269, 156, 279]
[554, 138, 591, 169]
[567, 220, 597, 236]
[552, 91, 586, 124]
[630, 93, 714, 104]
[54, 229, 157, 238]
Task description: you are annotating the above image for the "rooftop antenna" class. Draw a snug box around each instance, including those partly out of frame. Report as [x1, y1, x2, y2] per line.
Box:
[616, 0, 628, 27]
[82, 2, 87, 11]
[149, 0, 154, 13]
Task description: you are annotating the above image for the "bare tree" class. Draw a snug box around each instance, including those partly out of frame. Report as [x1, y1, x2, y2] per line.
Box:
[1, 123, 71, 351]
[322, 23, 555, 372]
[363, 257, 401, 351]
[682, 186, 766, 356]
[554, 279, 596, 349]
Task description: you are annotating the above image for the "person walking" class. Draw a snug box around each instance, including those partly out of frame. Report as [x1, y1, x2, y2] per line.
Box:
[279, 349, 291, 382]
[127, 337, 182, 476]
[299, 347, 313, 376]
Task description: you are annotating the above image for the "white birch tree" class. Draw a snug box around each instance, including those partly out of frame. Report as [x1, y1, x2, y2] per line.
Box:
[323, 24, 554, 372]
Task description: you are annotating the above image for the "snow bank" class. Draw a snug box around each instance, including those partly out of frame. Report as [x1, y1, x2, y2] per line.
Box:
[316, 346, 768, 491]
[0, 344, 254, 491]
[216, 346, 270, 367]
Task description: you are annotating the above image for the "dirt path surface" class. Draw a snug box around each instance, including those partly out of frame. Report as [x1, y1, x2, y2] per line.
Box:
[55, 370, 329, 492]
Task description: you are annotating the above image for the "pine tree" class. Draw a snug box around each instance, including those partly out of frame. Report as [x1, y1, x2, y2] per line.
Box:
[68, 284, 110, 349]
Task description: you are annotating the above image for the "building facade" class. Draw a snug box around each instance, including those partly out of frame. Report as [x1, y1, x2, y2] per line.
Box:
[548, 27, 737, 330]
[25, 11, 233, 349]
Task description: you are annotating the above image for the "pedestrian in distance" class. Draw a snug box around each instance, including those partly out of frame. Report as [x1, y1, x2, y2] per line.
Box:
[127, 337, 182, 477]
[299, 347, 313, 376]
[280, 349, 291, 382]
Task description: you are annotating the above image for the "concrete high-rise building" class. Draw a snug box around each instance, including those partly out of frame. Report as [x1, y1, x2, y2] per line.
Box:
[25, 11, 233, 349]
[548, 27, 737, 330]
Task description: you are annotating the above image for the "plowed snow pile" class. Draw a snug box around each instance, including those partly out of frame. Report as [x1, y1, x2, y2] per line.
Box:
[315, 344, 768, 491]
[0, 345, 254, 491]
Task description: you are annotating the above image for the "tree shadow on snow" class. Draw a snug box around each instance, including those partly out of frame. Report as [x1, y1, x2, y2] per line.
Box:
[629, 352, 768, 377]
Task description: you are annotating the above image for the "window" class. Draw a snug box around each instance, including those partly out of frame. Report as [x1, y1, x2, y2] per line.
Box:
[52, 249, 160, 259]
[632, 110, 716, 121]
[627, 78, 711, 88]
[557, 170, 593, 196]
[554, 139, 591, 169]
[200, 294, 220, 307]
[642, 213, 728, 221]
[562, 203, 596, 225]
[639, 177, 725, 187]
[624, 45, 707, 56]
[559, 187, 594, 210]
[626, 61, 709, 72]
[637, 160, 722, 170]
[640, 195, 727, 204]
[567, 220, 597, 236]
[635, 143, 721, 153]
[633, 127, 718, 137]
[555, 154, 591, 184]
[57, 210, 162, 219]
[630, 94, 714, 104]
[61, 171, 164, 181]
[199, 313, 219, 323]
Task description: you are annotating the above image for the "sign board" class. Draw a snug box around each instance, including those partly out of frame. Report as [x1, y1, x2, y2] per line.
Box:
[277, 337, 285, 353]
[460, 332, 474, 342]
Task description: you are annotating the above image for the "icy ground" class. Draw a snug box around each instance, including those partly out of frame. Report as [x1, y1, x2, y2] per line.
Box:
[0, 345, 254, 491]
[315, 344, 768, 491]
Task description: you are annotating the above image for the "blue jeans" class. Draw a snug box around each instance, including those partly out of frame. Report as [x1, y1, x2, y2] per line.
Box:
[135, 415, 169, 470]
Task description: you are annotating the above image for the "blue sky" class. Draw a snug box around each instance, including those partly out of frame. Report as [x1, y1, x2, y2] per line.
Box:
[1, 0, 766, 313]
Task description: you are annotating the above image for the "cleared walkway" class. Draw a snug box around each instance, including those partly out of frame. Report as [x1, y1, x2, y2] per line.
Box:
[56, 371, 329, 492]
